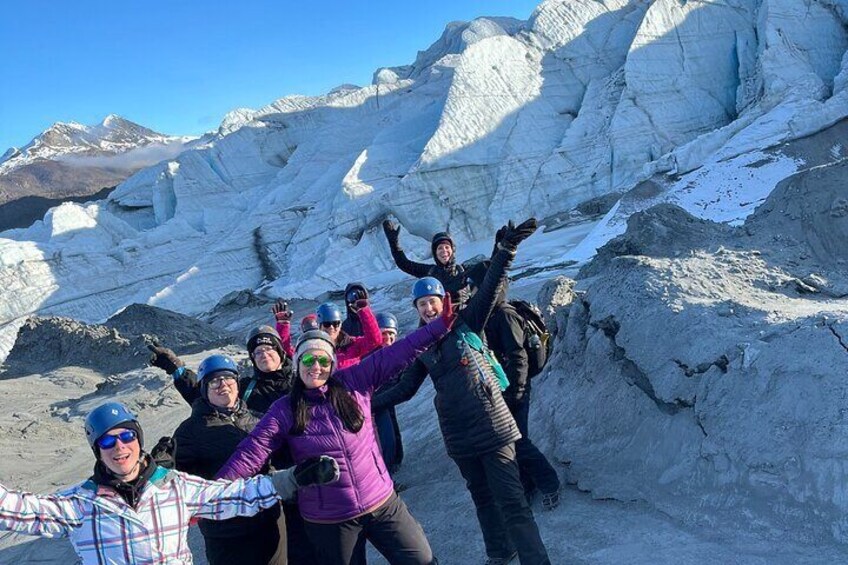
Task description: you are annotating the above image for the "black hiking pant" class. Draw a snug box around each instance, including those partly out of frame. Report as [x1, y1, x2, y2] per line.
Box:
[283, 501, 322, 564]
[203, 510, 287, 565]
[453, 443, 550, 564]
[303, 492, 434, 565]
[508, 388, 560, 495]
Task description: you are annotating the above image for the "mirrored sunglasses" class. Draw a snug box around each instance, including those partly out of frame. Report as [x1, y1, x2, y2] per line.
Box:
[97, 429, 138, 450]
[301, 353, 332, 368]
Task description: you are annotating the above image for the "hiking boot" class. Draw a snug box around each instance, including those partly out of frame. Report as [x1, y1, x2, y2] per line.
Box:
[485, 551, 517, 565]
[541, 490, 560, 511]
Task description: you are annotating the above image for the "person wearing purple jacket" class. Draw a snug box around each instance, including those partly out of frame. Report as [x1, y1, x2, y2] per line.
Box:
[217, 301, 454, 565]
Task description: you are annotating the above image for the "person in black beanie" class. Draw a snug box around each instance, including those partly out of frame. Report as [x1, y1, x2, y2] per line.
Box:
[382, 221, 475, 307]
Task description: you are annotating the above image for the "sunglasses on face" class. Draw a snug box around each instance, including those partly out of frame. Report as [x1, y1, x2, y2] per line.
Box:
[208, 375, 236, 388]
[321, 321, 341, 329]
[97, 429, 138, 450]
[300, 353, 332, 368]
[253, 345, 277, 356]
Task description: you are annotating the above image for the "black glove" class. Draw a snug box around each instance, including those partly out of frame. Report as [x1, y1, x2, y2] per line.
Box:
[294, 455, 340, 486]
[382, 219, 401, 245]
[150, 436, 176, 469]
[499, 218, 538, 252]
[147, 343, 184, 375]
[346, 287, 368, 305]
[351, 298, 370, 313]
[272, 299, 292, 323]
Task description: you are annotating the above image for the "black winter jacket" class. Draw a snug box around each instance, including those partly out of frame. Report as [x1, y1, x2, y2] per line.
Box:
[173, 399, 281, 539]
[174, 363, 295, 470]
[485, 302, 530, 405]
[373, 247, 520, 458]
[387, 239, 473, 307]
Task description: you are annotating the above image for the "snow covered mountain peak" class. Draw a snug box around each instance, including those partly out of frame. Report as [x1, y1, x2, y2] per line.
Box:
[0, 115, 190, 177]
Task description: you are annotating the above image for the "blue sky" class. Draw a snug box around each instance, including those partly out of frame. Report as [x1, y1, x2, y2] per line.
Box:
[0, 0, 541, 151]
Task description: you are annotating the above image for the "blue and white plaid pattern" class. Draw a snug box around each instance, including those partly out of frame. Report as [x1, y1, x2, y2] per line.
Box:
[0, 466, 278, 564]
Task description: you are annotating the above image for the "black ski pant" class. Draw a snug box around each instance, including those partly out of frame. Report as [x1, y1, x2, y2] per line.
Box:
[453, 443, 550, 565]
[302, 492, 434, 565]
[283, 501, 323, 564]
[508, 388, 560, 495]
[203, 510, 287, 565]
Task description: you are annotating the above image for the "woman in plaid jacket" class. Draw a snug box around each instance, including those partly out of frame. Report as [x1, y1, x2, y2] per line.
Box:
[0, 401, 339, 565]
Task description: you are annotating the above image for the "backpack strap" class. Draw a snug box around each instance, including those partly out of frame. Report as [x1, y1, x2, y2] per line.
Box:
[242, 378, 258, 403]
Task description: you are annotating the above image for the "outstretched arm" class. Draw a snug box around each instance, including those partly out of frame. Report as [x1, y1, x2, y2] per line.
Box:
[0, 483, 84, 538]
[216, 406, 289, 481]
[383, 220, 432, 278]
[181, 473, 279, 520]
[343, 315, 450, 393]
[371, 361, 429, 411]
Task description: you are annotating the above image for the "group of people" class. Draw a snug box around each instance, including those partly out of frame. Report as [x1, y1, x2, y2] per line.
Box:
[0, 216, 559, 565]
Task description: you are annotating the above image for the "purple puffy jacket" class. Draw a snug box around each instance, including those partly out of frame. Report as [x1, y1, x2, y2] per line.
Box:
[217, 317, 450, 522]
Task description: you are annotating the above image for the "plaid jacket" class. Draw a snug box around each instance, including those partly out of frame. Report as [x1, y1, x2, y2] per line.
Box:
[0, 464, 279, 564]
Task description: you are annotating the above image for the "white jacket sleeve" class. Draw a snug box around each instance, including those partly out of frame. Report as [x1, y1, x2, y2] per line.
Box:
[0, 483, 84, 538]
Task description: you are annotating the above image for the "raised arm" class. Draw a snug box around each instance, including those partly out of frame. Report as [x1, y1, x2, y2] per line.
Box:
[343, 315, 450, 393]
[216, 405, 289, 481]
[148, 343, 200, 405]
[340, 304, 382, 360]
[383, 220, 432, 278]
[461, 219, 537, 334]
[272, 300, 295, 358]
[0, 483, 84, 538]
[371, 361, 429, 412]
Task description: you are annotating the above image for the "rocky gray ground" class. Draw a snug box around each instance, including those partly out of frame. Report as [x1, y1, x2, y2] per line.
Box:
[532, 155, 848, 550]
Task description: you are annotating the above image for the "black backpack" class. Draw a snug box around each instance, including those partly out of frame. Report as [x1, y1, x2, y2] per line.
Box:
[509, 300, 552, 377]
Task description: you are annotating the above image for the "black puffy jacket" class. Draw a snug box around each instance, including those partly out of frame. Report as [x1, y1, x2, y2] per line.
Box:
[174, 363, 295, 470]
[373, 247, 520, 458]
[173, 399, 281, 539]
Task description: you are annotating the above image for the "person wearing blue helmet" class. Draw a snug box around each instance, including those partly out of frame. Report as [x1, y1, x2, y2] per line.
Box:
[375, 312, 399, 347]
[172, 354, 291, 564]
[316, 299, 381, 370]
[372, 312, 404, 474]
[374, 219, 551, 565]
[147, 331, 319, 563]
[0, 401, 340, 565]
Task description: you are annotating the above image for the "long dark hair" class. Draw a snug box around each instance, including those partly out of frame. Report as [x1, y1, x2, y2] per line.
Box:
[289, 375, 364, 436]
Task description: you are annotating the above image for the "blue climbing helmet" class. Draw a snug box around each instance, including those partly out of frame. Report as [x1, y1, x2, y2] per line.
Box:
[197, 354, 239, 402]
[197, 354, 239, 381]
[412, 277, 446, 306]
[84, 402, 143, 449]
[376, 313, 399, 331]
[316, 302, 343, 324]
